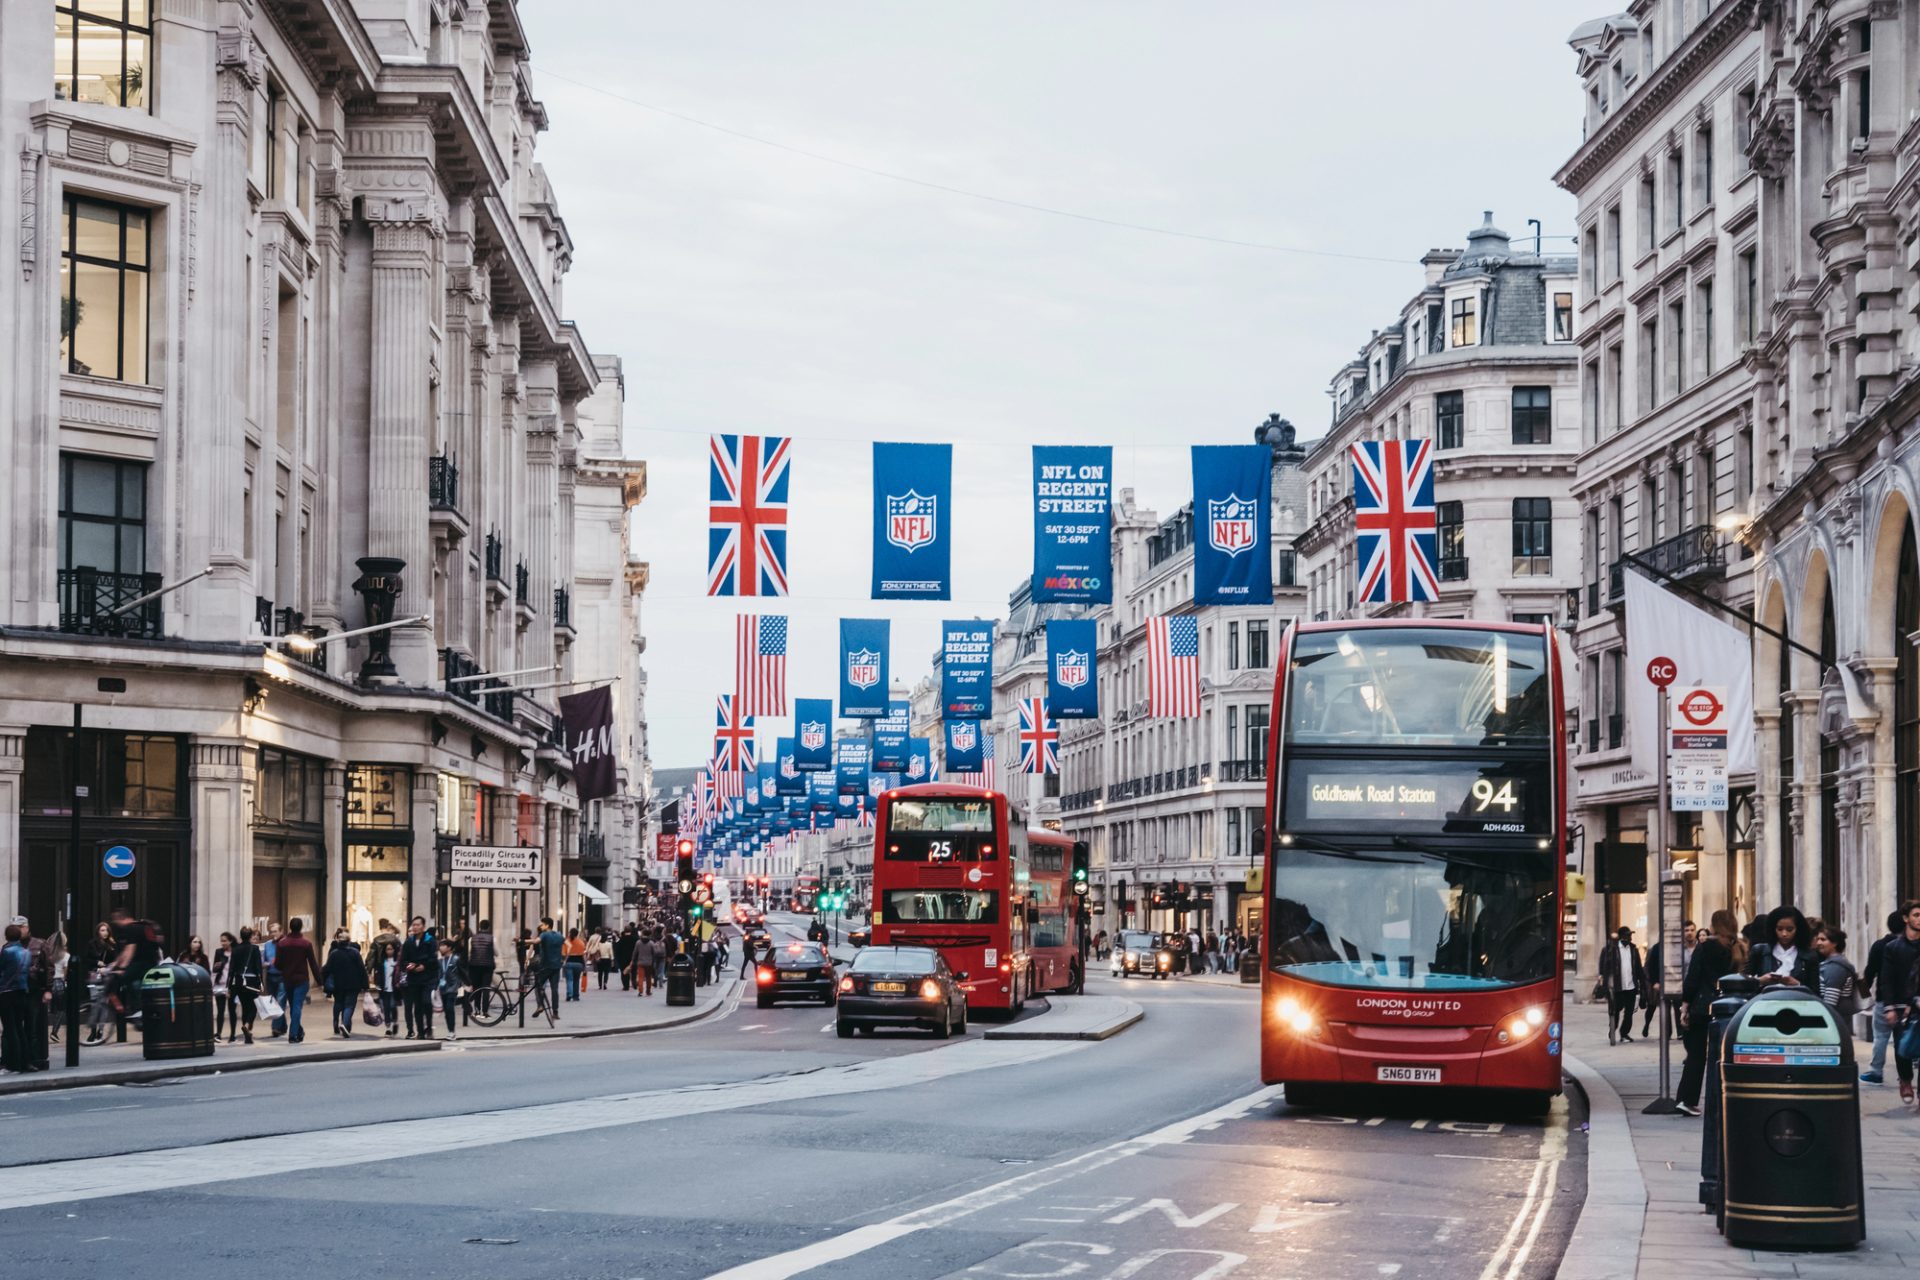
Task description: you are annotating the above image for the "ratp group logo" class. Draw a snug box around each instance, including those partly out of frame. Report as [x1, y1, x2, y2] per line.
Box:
[950, 721, 977, 751]
[886, 490, 938, 552]
[847, 648, 882, 689]
[800, 721, 827, 751]
[1055, 649, 1089, 690]
[1208, 494, 1257, 556]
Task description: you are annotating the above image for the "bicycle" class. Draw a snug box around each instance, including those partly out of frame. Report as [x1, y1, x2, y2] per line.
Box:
[466, 967, 557, 1029]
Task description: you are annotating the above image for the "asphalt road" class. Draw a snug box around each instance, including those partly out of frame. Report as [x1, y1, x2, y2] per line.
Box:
[0, 911, 1585, 1279]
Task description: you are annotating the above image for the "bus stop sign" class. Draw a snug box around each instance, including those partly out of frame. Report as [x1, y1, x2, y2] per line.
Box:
[1646, 656, 1678, 688]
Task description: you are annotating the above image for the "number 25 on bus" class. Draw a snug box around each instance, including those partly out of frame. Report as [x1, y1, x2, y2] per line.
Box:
[1260, 620, 1566, 1110]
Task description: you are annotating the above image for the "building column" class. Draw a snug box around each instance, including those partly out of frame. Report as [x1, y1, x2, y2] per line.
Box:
[323, 763, 348, 934]
[1865, 662, 1900, 945]
[410, 767, 439, 924]
[0, 731, 23, 916]
[190, 739, 252, 940]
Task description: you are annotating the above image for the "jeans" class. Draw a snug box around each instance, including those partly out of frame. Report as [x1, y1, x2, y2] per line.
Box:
[379, 989, 397, 1031]
[541, 966, 562, 1014]
[465, 965, 493, 1025]
[441, 989, 458, 1034]
[564, 960, 585, 1000]
[284, 982, 310, 1041]
[333, 993, 356, 1034]
[1870, 1001, 1893, 1074]
[0, 990, 29, 1072]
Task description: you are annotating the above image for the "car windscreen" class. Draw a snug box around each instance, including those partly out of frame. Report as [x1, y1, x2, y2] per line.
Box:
[851, 948, 938, 975]
[1118, 932, 1158, 951]
[771, 946, 827, 966]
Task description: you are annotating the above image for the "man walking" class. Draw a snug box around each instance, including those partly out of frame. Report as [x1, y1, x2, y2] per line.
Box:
[1598, 925, 1644, 1045]
[614, 925, 638, 991]
[0, 925, 30, 1074]
[633, 929, 658, 996]
[1860, 909, 1906, 1085]
[1872, 901, 1920, 1104]
[534, 918, 564, 1018]
[400, 916, 438, 1039]
[464, 919, 496, 1026]
[272, 919, 325, 1045]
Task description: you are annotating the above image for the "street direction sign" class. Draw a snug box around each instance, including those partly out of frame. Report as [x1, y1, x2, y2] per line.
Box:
[450, 869, 541, 890]
[1646, 656, 1678, 688]
[101, 845, 135, 877]
[450, 845, 540, 873]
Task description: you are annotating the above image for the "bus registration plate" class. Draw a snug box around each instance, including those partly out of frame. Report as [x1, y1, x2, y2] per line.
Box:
[1377, 1065, 1441, 1084]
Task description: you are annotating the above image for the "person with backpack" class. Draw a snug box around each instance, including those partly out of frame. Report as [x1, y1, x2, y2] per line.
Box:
[464, 920, 497, 1026]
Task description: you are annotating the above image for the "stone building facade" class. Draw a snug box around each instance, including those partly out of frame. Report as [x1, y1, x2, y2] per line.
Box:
[0, 0, 639, 949]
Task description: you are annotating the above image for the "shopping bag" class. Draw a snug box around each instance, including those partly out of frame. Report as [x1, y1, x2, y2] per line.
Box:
[430, 987, 442, 1011]
[253, 992, 284, 1021]
[360, 992, 384, 1027]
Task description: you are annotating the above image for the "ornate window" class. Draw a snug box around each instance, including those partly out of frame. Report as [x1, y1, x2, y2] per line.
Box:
[60, 195, 150, 383]
[55, 1, 150, 109]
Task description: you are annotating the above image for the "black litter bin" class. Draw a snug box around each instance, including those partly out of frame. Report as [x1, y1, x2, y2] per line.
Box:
[1239, 951, 1261, 984]
[1717, 987, 1864, 1250]
[140, 962, 216, 1061]
[665, 954, 696, 1007]
[1699, 974, 1760, 1217]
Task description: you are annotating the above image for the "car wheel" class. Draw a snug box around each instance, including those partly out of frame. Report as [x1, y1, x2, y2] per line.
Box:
[956, 1003, 967, 1033]
[936, 1009, 953, 1038]
[836, 1020, 854, 1039]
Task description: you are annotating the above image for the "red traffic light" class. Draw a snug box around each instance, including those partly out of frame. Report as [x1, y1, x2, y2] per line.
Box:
[676, 838, 695, 857]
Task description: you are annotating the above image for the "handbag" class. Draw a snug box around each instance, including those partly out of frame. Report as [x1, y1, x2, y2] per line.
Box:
[252, 992, 284, 1021]
[359, 991, 384, 1027]
[1900, 1016, 1920, 1063]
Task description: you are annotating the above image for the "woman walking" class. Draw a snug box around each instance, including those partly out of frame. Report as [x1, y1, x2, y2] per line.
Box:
[370, 939, 402, 1036]
[323, 933, 367, 1037]
[1745, 905, 1822, 990]
[211, 932, 237, 1041]
[1676, 909, 1745, 1116]
[592, 929, 616, 991]
[562, 927, 587, 1001]
[229, 926, 265, 1044]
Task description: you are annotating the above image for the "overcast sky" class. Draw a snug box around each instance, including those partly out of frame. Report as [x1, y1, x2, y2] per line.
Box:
[521, 1, 1600, 770]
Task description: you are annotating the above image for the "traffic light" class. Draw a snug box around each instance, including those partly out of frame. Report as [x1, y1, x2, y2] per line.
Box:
[675, 849, 695, 895]
[1071, 840, 1090, 896]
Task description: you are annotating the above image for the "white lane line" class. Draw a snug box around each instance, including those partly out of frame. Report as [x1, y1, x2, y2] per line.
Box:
[1475, 1097, 1568, 1280]
[1435, 1153, 1533, 1163]
[738, 1024, 767, 1031]
[0, 1035, 1084, 1212]
[702, 1085, 1282, 1280]
[83, 1105, 141, 1113]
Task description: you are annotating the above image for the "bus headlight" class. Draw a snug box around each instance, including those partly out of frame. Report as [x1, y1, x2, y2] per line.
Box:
[1276, 996, 1316, 1036]
[1501, 1007, 1548, 1044]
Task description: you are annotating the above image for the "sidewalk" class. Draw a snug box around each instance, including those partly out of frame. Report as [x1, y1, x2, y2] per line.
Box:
[1565, 995, 1916, 1275]
[983, 993, 1144, 1041]
[0, 975, 740, 1095]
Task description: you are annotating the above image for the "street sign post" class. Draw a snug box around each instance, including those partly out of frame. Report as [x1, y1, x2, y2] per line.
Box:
[101, 845, 135, 877]
[1668, 685, 1729, 811]
[449, 845, 540, 890]
[1646, 656, 1677, 688]
[1643, 659, 1683, 1116]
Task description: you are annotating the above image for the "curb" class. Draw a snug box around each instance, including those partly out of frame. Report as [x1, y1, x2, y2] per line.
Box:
[1557, 1051, 1648, 1280]
[983, 998, 1144, 1042]
[456, 979, 741, 1041]
[0, 1037, 442, 1096]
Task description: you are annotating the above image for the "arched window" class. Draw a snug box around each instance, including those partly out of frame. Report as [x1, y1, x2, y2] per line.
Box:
[1818, 591, 1839, 922]
[1898, 526, 1920, 901]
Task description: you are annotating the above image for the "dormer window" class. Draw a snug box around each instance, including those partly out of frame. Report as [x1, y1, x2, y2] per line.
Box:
[1449, 296, 1477, 347]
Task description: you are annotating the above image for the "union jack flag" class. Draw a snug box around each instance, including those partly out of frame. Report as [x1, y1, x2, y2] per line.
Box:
[694, 768, 714, 831]
[713, 693, 756, 773]
[1351, 438, 1438, 603]
[1018, 697, 1058, 775]
[708, 433, 791, 597]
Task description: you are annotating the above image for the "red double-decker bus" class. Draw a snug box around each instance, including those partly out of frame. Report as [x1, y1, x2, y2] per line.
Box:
[1261, 621, 1566, 1109]
[871, 783, 1084, 1013]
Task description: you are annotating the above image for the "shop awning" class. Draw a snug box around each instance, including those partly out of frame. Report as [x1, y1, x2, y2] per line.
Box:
[576, 880, 610, 904]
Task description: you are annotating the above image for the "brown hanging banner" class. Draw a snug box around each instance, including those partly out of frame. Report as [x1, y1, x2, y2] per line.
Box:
[558, 685, 617, 802]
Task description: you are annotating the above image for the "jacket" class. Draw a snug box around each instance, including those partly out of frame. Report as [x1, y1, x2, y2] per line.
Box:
[1818, 953, 1860, 1015]
[1597, 939, 1644, 993]
[435, 953, 465, 995]
[273, 934, 324, 987]
[1876, 934, 1920, 1010]
[229, 942, 266, 993]
[1681, 937, 1739, 1016]
[322, 943, 368, 996]
[467, 932, 496, 969]
[1861, 931, 1901, 999]
[1744, 942, 1822, 991]
[399, 933, 437, 984]
[614, 933, 638, 966]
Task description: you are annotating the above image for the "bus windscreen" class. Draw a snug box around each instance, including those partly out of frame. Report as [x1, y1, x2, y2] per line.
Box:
[883, 797, 998, 861]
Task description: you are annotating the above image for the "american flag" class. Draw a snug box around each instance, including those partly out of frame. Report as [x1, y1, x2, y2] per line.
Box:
[1146, 615, 1202, 717]
[708, 434, 791, 597]
[956, 733, 1000, 790]
[1018, 697, 1058, 775]
[735, 614, 788, 716]
[713, 693, 756, 773]
[1351, 438, 1438, 603]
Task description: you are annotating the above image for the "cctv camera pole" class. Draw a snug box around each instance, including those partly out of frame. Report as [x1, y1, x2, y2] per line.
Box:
[1644, 681, 1680, 1115]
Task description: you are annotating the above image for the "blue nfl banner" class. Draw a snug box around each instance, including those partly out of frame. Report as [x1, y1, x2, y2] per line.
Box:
[941, 620, 995, 720]
[1191, 444, 1273, 606]
[838, 618, 891, 718]
[906, 736, 934, 784]
[873, 699, 910, 771]
[807, 769, 837, 813]
[871, 442, 952, 600]
[945, 719, 985, 773]
[868, 771, 899, 803]
[1032, 445, 1114, 603]
[774, 737, 804, 795]
[793, 697, 833, 772]
[1046, 618, 1100, 719]
[756, 762, 778, 809]
[834, 791, 859, 822]
[836, 740, 871, 796]
[742, 768, 763, 811]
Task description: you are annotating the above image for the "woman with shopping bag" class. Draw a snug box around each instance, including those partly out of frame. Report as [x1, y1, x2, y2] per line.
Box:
[322, 935, 368, 1037]
[229, 927, 267, 1044]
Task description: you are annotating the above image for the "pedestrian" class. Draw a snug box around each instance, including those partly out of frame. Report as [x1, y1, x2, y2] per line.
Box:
[698, 933, 717, 986]
[211, 932, 237, 1041]
[401, 916, 438, 1039]
[272, 919, 325, 1044]
[435, 938, 465, 1040]
[654, 927, 673, 987]
[261, 921, 286, 1036]
[370, 939, 402, 1036]
[1744, 904, 1821, 990]
[1813, 925, 1860, 1020]
[1859, 909, 1906, 1085]
[1597, 925, 1643, 1045]
[615, 925, 638, 991]
[322, 932, 366, 1037]
[534, 918, 564, 1017]
[1676, 908, 1745, 1115]
[372, 917, 400, 957]
[1872, 900, 1920, 1104]
[0, 925, 30, 1074]
[181, 936, 211, 971]
[590, 928, 614, 991]
[633, 929, 658, 996]
[1665, 921, 1696, 1038]
[11, 916, 54, 1071]
[464, 919, 497, 1026]
[88, 921, 115, 976]
[562, 927, 587, 1001]
[1640, 943, 1662, 1039]
[228, 926, 265, 1044]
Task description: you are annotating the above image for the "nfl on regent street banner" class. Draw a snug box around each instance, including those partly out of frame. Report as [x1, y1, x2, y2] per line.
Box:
[871, 442, 952, 600]
[775, 737, 804, 796]
[1032, 445, 1114, 603]
[558, 686, 617, 801]
[906, 736, 934, 784]
[839, 618, 891, 718]
[941, 620, 995, 720]
[793, 697, 834, 772]
[836, 740, 871, 796]
[808, 769, 837, 813]
[1045, 618, 1099, 720]
[871, 699, 910, 770]
[945, 719, 985, 774]
[1191, 444, 1273, 606]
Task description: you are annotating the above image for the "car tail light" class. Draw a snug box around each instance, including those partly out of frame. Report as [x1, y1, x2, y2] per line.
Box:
[838, 976, 853, 993]
[756, 967, 774, 985]
[920, 980, 942, 1000]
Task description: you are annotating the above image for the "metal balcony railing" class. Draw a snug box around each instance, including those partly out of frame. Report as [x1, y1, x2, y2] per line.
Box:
[515, 561, 530, 608]
[1607, 713, 1624, 750]
[1609, 526, 1723, 603]
[484, 532, 505, 583]
[1439, 556, 1469, 582]
[1218, 759, 1267, 782]
[442, 649, 482, 704]
[59, 568, 162, 639]
[429, 455, 460, 511]
[553, 586, 571, 628]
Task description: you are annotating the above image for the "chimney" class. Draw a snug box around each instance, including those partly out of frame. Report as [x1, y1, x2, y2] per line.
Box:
[1466, 210, 1511, 260]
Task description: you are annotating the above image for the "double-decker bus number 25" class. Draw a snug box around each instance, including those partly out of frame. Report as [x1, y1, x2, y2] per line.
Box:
[1469, 778, 1519, 813]
[929, 839, 954, 860]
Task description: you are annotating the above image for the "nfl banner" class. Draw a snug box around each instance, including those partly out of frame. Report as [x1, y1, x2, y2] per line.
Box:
[807, 769, 837, 813]
[906, 736, 934, 784]
[871, 442, 952, 600]
[872, 699, 910, 770]
[834, 791, 859, 823]
[1045, 618, 1099, 719]
[557, 685, 617, 801]
[793, 697, 834, 772]
[756, 762, 778, 809]
[838, 618, 891, 718]
[945, 719, 985, 774]
[1351, 439, 1439, 603]
[941, 620, 995, 720]
[1032, 445, 1113, 603]
[775, 737, 805, 796]
[836, 740, 871, 796]
[869, 771, 899, 803]
[1191, 444, 1272, 606]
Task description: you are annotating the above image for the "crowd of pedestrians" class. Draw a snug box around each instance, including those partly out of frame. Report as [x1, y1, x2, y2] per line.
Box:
[1089, 925, 1252, 974]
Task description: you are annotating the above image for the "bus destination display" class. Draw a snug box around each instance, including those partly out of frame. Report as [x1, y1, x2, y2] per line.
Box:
[1288, 762, 1543, 834]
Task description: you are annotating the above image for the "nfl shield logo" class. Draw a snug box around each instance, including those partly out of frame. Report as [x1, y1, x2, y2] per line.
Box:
[1208, 494, 1257, 557]
[847, 648, 881, 689]
[780, 757, 797, 780]
[761, 776, 776, 800]
[868, 774, 886, 798]
[800, 721, 827, 751]
[952, 721, 977, 751]
[1056, 650, 1089, 690]
[886, 490, 937, 552]
[907, 755, 927, 780]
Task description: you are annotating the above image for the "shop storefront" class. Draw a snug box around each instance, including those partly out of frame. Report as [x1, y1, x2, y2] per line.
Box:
[252, 747, 327, 937]
[344, 764, 412, 945]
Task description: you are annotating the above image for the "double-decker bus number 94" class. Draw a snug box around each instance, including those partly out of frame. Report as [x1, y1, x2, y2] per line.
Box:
[1469, 778, 1519, 813]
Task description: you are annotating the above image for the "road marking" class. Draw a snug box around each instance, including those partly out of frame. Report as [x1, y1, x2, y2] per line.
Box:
[83, 1105, 140, 1113]
[1475, 1097, 1568, 1280]
[738, 1024, 767, 1031]
[702, 1086, 1281, 1280]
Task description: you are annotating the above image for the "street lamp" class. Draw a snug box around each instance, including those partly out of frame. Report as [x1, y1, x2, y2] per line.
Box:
[265, 613, 430, 654]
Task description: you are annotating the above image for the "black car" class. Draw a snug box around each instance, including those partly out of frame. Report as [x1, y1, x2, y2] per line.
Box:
[756, 941, 837, 1007]
[836, 945, 967, 1038]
